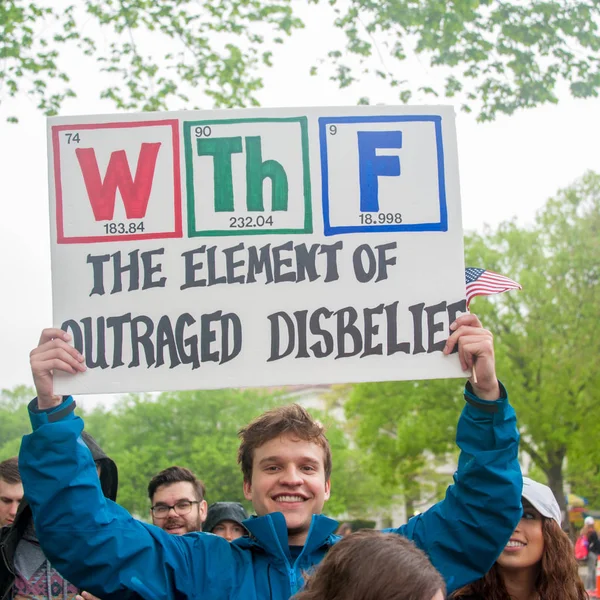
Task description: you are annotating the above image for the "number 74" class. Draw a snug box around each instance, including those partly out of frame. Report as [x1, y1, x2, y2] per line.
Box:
[65, 133, 81, 144]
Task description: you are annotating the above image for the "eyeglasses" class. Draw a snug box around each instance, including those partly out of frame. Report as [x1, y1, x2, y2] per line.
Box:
[150, 500, 201, 519]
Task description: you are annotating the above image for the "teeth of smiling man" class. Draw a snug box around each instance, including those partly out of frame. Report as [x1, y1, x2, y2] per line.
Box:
[275, 495, 306, 502]
[506, 541, 526, 547]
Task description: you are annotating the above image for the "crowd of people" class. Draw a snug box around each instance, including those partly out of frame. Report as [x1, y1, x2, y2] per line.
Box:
[0, 314, 593, 599]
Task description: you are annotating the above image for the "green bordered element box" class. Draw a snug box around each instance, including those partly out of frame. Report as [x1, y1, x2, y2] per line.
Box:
[183, 117, 312, 237]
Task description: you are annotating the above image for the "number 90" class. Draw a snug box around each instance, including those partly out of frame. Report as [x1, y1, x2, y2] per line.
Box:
[194, 126, 212, 138]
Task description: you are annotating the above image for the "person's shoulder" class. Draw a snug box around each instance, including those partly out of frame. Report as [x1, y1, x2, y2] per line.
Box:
[185, 530, 251, 557]
[135, 523, 234, 555]
[152, 529, 251, 571]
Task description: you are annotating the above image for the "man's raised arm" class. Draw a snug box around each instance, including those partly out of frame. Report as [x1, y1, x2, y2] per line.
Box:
[389, 314, 523, 594]
[19, 329, 235, 600]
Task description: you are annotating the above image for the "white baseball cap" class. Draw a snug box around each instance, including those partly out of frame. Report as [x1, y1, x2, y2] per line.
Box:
[585, 516, 595, 526]
[522, 477, 562, 525]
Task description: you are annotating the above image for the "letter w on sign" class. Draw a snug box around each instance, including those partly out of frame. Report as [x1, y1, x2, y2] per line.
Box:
[75, 143, 161, 221]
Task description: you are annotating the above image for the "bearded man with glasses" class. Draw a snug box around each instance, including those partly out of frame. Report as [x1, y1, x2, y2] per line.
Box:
[147, 466, 207, 535]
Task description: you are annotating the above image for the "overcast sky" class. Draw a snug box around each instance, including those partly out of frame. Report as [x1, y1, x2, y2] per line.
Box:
[1, 2, 598, 408]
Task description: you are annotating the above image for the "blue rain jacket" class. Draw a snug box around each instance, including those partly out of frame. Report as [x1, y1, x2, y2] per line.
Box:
[19, 384, 522, 599]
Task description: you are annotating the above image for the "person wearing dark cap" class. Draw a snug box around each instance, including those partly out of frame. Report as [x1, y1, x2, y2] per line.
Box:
[204, 502, 248, 542]
[0, 431, 116, 600]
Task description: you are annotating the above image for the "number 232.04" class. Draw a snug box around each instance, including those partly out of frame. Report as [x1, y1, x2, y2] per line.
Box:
[229, 216, 274, 228]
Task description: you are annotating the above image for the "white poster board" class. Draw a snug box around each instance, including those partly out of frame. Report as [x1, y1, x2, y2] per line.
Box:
[47, 105, 468, 394]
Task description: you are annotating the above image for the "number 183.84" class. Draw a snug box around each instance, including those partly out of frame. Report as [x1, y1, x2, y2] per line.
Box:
[103, 222, 145, 234]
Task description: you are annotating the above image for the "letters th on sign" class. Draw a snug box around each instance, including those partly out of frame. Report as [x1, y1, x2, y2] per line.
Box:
[183, 117, 312, 237]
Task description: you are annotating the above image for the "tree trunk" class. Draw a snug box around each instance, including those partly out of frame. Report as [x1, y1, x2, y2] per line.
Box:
[545, 447, 569, 534]
[404, 496, 415, 521]
[403, 473, 420, 521]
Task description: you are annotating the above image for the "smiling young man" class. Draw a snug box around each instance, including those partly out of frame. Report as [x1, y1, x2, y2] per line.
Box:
[148, 466, 207, 535]
[19, 314, 522, 599]
[238, 407, 332, 547]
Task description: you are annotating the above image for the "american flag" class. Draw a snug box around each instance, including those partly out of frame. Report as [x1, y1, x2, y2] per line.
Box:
[465, 267, 522, 308]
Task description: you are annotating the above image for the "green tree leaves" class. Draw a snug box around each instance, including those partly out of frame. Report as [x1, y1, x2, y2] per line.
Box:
[4, 1, 600, 122]
[0, 2, 75, 121]
[0, 0, 303, 121]
[464, 171, 600, 522]
[319, 0, 600, 120]
[0, 385, 35, 457]
[344, 378, 462, 517]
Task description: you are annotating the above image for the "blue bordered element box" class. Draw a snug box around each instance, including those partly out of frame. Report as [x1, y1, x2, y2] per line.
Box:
[319, 115, 448, 236]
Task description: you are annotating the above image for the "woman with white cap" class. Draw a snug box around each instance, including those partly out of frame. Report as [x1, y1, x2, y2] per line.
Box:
[451, 477, 587, 600]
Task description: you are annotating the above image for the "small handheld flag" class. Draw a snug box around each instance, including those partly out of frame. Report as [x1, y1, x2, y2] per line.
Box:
[465, 267, 522, 309]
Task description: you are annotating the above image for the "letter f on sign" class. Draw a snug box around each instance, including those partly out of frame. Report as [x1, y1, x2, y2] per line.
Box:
[76, 143, 161, 221]
[357, 131, 402, 212]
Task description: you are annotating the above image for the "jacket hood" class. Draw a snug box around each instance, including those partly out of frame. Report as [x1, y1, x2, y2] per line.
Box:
[81, 431, 118, 501]
[204, 502, 248, 533]
[236, 512, 339, 563]
[10, 431, 118, 533]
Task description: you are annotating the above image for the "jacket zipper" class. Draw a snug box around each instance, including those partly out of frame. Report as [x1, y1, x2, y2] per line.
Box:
[264, 514, 325, 596]
[289, 516, 318, 596]
[288, 568, 298, 595]
[265, 518, 298, 596]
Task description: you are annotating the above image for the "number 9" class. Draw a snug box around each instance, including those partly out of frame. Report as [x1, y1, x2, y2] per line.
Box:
[329, 124, 337, 135]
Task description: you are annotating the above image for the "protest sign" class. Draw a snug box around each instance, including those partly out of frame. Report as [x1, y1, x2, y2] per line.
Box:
[47, 105, 467, 394]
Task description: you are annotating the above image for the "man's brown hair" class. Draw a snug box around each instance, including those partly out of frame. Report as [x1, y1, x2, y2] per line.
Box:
[0, 457, 20, 485]
[237, 404, 332, 483]
[147, 466, 206, 502]
[294, 530, 446, 600]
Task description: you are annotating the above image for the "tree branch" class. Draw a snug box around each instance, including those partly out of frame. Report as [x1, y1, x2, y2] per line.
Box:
[520, 437, 549, 472]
